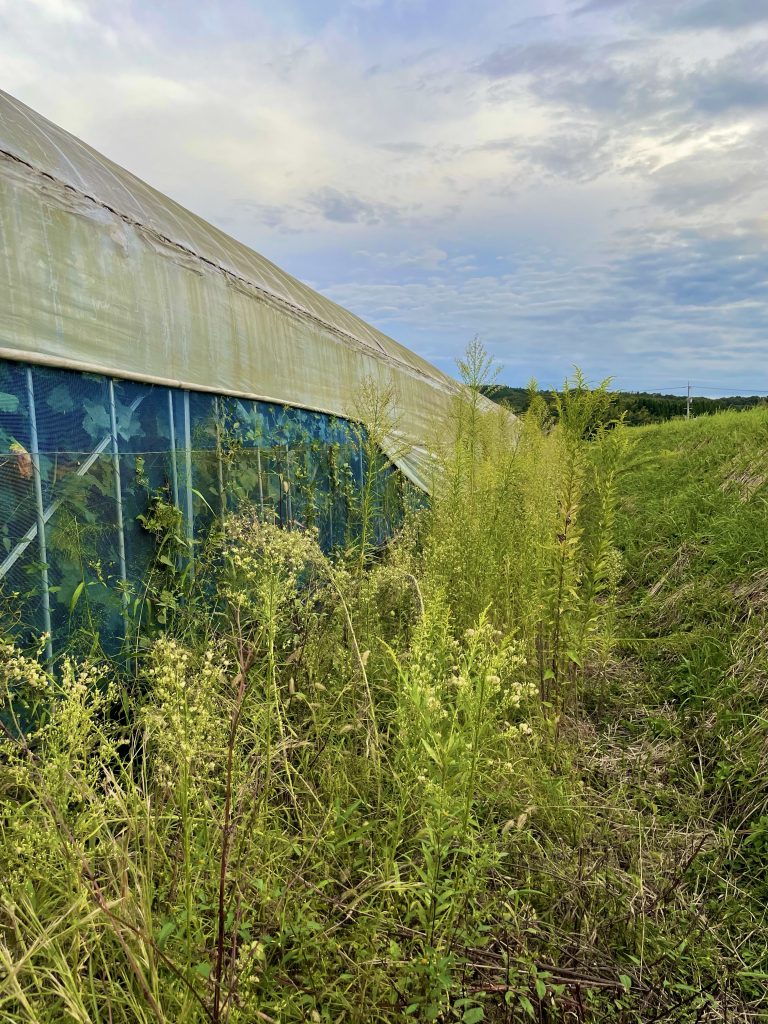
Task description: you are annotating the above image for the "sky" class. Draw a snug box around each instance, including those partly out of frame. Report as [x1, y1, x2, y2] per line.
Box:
[2, 0, 768, 394]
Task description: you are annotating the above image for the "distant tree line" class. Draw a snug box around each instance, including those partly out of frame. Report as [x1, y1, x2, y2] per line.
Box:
[484, 385, 767, 426]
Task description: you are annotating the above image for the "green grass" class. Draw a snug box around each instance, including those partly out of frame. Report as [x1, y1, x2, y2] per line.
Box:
[603, 406, 768, 1009]
[616, 407, 768, 771]
[2, 361, 768, 1024]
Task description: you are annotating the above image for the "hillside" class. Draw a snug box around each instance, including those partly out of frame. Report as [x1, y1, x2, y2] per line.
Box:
[606, 406, 768, 1010]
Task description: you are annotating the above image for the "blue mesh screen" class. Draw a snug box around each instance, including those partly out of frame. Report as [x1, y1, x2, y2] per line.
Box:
[0, 358, 415, 657]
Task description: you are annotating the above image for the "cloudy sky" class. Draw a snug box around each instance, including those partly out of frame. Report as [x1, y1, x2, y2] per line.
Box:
[3, 0, 768, 392]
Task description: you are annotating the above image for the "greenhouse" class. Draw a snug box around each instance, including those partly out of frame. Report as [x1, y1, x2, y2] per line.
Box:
[0, 89, 475, 656]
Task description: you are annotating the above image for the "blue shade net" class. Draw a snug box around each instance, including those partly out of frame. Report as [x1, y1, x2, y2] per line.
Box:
[0, 359, 416, 657]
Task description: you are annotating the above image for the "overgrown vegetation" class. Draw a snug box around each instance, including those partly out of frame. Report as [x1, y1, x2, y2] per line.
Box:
[2, 346, 767, 1022]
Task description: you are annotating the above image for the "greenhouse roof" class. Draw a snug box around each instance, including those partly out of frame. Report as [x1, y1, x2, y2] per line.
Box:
[0, 89, 501, 488]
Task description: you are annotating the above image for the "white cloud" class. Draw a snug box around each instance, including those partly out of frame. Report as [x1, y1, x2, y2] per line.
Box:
[1, 0, 767, 387]
[20, 0, 91, 25]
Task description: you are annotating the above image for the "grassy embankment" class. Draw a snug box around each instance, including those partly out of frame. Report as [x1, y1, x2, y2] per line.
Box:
[1, 352, 767, 1023]
[607, 406, 768, 1006]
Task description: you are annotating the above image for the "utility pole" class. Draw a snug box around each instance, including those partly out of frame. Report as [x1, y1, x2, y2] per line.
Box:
[686, 381, 691, 420]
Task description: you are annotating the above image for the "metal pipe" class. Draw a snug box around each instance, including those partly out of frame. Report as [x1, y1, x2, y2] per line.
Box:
[215, 397, 226, 518]
[327, 448, 334, 547]
[256, 447, 264, 519]
[168, 389, 179, 509]
[0, 345, 350, 421]
[25, 368, 53, 663]
[285, 445, 292, 529]
[183, 390, 194, 566]
[108, 379, 129, 628]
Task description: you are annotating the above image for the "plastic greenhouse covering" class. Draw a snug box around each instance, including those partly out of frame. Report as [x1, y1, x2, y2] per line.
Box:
[0, 88, 507, 654]
[0, 88, 500, 491]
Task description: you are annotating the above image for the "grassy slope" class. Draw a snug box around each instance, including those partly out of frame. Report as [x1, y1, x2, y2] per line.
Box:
[618, 406, 768, 723]
[604, 406, 768, 1005]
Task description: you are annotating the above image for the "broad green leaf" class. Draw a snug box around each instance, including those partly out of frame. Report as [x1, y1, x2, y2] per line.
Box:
[82, 400, 111, 440]
[46, 384, 74, 414]
[69, 580, 85, 613]
[519, 995, 535, 1019]
[157, 921, 176, 949]
[0, 392, 19, 413]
